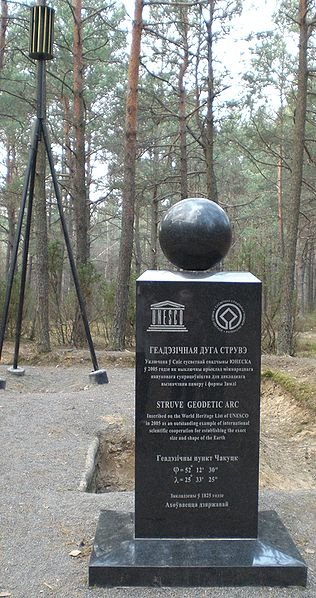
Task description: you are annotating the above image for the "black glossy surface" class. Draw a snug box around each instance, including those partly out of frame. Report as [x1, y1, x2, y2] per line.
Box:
[135, 273, 261, 538]
[159, 198, 232, 270]
[89, 510, 307, 587]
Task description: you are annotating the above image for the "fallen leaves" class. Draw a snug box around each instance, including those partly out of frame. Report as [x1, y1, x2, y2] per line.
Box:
[69, 537, 93, 559]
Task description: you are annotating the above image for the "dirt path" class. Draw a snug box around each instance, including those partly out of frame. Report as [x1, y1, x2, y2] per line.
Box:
[1, 353, 315, 491]
[0, 355, 315, 597]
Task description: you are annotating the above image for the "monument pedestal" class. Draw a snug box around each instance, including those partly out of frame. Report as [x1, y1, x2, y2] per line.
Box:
[89, 269, 307, 588]
[89, 510, 307, 587]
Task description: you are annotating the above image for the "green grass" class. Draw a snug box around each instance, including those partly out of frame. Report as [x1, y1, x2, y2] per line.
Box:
[296, 311, 316, 356]
[296, 337, 316, 357]
[262, 369, 316, 413]
[301, 311, 316, 331]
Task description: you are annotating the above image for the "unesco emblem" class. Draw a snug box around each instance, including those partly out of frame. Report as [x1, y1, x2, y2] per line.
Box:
[212, 301, 245, 333]
[147, 300, 188, 333]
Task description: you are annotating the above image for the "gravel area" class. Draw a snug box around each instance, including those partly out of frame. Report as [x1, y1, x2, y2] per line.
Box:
[0, 365, 315, 597]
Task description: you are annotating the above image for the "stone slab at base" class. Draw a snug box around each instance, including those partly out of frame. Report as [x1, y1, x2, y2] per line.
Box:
[89, 510, 307, 588]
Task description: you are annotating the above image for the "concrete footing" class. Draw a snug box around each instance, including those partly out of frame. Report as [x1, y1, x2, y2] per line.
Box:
[7, 366, 25, 376]
[89, 369, 108, 385]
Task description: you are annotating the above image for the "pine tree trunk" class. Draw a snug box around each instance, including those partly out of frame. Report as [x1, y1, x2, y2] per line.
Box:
[277, 0, 308, 354]
[204, 0, 218, 202]
[61, 94, 73, 297]
[72, 0, 89, 346]
[277, 153, 284, 257]
[0, 0, 8, 71]
[34, 134, 51, 353]
[5, 140, 16, 277]
[150, 184, 159, 270]
[178, 6, 188, 200]
[112, 0, 143, 350]
[134, 196, 142, 277]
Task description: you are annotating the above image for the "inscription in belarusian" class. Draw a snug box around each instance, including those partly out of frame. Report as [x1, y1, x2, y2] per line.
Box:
[135, 271, 261, 539]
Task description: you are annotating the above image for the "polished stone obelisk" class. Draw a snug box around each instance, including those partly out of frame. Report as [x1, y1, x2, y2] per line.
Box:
[89, 198, 307, 587]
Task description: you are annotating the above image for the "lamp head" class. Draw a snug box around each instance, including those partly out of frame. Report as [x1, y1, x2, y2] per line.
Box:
[29, 3, 55, 60]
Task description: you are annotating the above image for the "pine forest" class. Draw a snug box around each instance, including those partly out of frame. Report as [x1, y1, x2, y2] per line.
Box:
[0, 0, 316, 356]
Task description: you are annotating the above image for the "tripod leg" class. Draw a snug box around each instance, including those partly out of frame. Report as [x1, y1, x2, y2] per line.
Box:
[12, 146, 37, 370]
[0, 119, 41, 360]
[41, 121, 101, 374]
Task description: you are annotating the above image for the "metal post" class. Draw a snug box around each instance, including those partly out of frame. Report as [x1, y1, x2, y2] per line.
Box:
[41, 121, 100, 373]
[11, 54, 45, 371]
[12, 148, 37, 370]
[0, 118, 41, 359]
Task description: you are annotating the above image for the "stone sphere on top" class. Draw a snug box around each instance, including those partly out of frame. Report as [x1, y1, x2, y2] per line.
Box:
[158, 197, 232, 271]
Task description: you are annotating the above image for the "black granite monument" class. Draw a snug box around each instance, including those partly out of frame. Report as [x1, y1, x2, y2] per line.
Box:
[135, 269, 261, 540]
[89, 198, 307, 587]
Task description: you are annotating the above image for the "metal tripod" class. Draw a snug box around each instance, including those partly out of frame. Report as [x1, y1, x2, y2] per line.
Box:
[0, 57, 107, 383]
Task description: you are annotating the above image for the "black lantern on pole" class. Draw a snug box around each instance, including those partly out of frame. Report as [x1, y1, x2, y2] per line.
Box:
[29, 3, 55, 60]
[0, 2, 108, 384]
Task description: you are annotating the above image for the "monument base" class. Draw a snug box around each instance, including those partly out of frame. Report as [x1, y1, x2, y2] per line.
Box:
[89, 510, 307, 588]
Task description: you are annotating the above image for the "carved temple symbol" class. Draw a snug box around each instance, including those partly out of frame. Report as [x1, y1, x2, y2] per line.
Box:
[147, 300, 188, 333]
